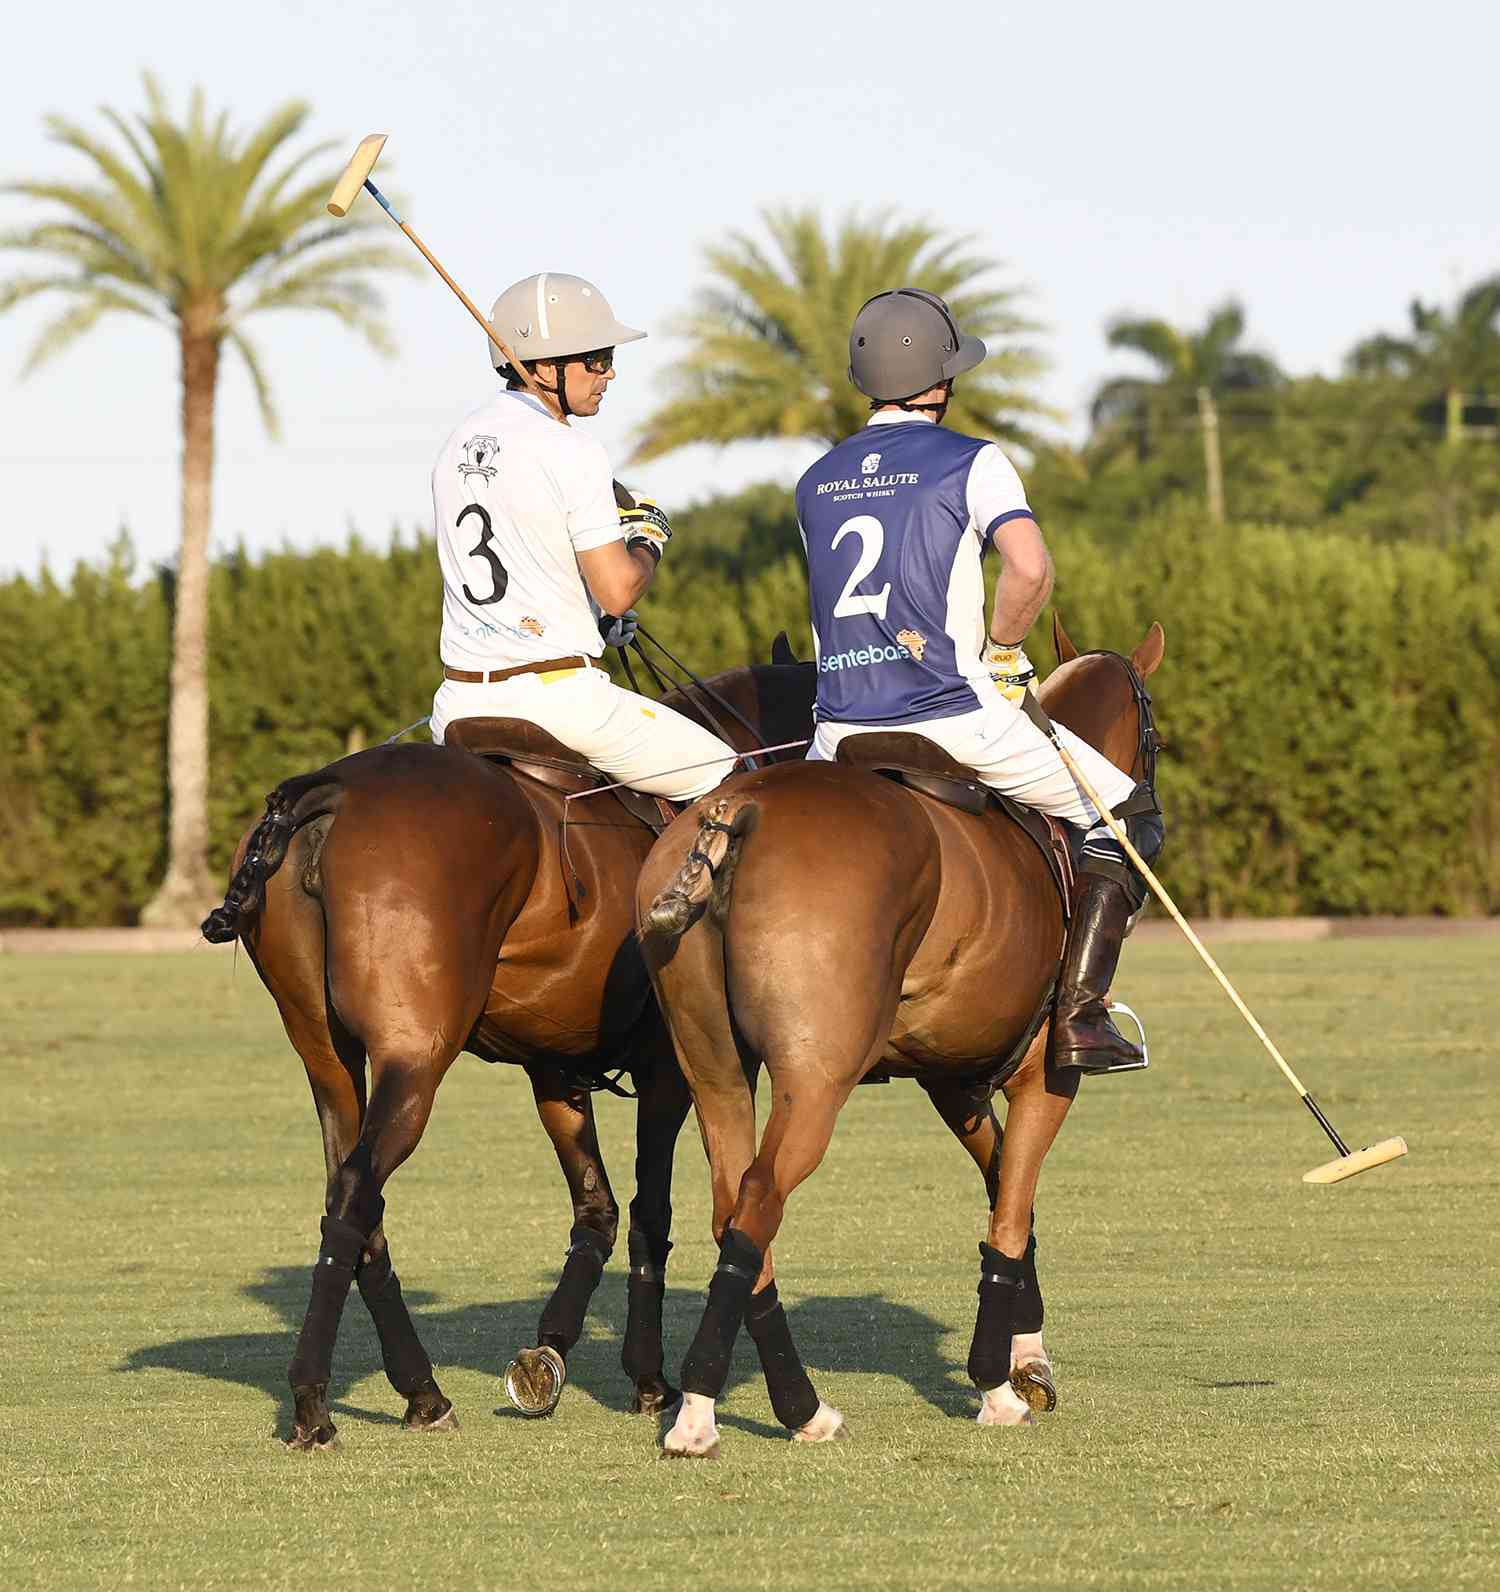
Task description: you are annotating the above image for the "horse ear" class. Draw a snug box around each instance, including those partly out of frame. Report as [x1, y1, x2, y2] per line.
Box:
[771, 631, 800, 666]
[1131, 621, 1165, 679]
[1052, 613, 1080, 665]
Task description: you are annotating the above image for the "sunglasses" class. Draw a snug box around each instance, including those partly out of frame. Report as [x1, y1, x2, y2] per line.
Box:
[575, 347, 615, 375]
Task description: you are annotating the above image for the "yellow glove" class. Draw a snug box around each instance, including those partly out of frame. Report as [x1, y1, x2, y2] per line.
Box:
[983, 641, 1037, 705]
[619, 495, 672, 563]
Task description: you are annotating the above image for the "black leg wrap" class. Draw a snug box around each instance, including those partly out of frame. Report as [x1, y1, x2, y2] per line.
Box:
[1081, 781, 1165, 911]
[746, 1282, 819, 1431]
[621, 1228, 671, 1383]
[288, 1215, 365, 1389]
[1014, 1232, 1044, 1334]
[680, 1228, 763, 1400]
[537, 1224, 611, 1354]
[356, 1247, 434, 1396]
[967, 1243, 1027, 1391]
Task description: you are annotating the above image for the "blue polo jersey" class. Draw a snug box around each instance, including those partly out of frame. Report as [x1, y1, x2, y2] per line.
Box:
[796, 419, 1028, 725]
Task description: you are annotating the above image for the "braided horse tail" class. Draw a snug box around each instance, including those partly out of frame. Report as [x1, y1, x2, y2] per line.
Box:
[641, 793, 759, 940]
[200, 770, 344, 944]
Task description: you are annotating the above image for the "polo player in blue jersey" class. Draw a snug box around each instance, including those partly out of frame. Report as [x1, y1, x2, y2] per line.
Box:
[795, 289, 1165, 1074]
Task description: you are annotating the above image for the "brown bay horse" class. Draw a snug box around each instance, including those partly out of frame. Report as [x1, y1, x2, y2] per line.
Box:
[635, 619, 1164, 1457]
[202, 656, 816, 1450]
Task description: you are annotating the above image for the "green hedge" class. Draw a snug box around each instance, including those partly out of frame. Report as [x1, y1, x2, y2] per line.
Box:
[3, 499, 1496, 924]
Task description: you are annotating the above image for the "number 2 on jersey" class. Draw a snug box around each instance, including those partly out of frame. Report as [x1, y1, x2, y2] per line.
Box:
[458, 503, 508, 606]
[831, 514, 891, 621]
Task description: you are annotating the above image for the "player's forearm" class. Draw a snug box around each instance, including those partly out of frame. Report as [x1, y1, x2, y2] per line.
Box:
[620, 545, 656, 608]
[990, 556, 1053, 644]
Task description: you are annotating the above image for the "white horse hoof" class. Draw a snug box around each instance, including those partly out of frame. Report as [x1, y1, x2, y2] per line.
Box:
[977, 1383, 1038, 1428]
[793, 1402, 850, 1444]
[661, 1394, 721, 1459]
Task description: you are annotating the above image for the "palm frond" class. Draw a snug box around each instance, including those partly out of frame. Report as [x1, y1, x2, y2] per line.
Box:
[1347, 332, 1418, 378]
[1104, 316, 1187, 378]
[226, 325, 279, 438]
[3, 79, 406, 407]
[20, 287, 158, 374]
[636, 207, 1042, 459]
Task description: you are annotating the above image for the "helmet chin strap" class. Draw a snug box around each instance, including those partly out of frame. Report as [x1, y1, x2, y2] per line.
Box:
[523, 360, 572, 419]
[875, 381, 953, 424]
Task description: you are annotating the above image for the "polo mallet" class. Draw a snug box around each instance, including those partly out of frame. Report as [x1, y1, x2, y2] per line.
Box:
[1042, 710, 1407, 1185]
[326, 134, 561, 420]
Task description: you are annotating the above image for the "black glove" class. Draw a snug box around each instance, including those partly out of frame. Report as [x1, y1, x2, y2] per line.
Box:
[598, 609, 639, 648]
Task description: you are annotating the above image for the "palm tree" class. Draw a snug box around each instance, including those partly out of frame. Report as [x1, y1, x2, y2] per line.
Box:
[633, 208, 1047, 462]
[1347, 278, 1500, 444]
[1090, 301, 1281, 523]
[1, 77, 412, 926]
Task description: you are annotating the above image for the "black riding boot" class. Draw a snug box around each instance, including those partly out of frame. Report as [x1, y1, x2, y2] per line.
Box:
[1050, 873, 1145, 1073]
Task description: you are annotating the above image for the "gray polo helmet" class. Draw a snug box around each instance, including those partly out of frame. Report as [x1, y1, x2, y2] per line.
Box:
[848, 289, 986, 402]
[486, 272, 646, 373]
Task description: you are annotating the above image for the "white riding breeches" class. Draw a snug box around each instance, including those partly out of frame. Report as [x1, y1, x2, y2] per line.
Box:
[431, 662, 740, 801]
[807, 692, 1137, 829]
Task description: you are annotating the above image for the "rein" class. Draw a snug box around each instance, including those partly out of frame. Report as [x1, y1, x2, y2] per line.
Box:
[629, 627, 766, 769]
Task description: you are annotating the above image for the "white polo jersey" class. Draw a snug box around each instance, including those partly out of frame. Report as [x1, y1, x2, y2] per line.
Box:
[433, 391, 623, 670]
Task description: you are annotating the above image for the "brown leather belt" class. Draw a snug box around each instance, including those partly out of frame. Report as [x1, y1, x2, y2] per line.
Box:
[443, 655, 599, 685]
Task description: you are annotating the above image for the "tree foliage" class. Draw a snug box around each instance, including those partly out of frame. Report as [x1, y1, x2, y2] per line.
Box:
[3, 502, 1497, 925]
[0, 74, 412, 429]
[632, 208, 1047, 461]
[1347, 277, 1500, 443]
[1, 76, 416, 925]
[1090, 300, 1281, 448]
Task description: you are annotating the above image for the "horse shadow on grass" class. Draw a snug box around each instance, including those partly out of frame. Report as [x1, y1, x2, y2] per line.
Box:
[117, 1264, 974, 1438]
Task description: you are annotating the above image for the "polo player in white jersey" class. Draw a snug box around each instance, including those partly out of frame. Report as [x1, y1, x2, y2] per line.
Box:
[796, 290, 1166, 1074]
[428, 272, 738, 802]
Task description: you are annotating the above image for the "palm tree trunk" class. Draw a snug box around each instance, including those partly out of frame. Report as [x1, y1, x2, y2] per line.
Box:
[1197, 385, 1225, 525]
[140, 321, 220, 927]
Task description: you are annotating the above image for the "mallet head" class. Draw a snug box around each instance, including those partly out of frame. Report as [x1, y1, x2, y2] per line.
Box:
[1303, 1135, 1408, 1185]
[327, 134, 388, 217]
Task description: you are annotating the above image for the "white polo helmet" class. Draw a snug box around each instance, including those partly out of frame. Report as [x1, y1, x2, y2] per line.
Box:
[486, 272, 646, 373]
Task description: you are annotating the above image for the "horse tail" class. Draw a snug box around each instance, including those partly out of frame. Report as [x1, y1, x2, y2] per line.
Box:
[200, 770, 345, 944]
[641, 793, 759, 940]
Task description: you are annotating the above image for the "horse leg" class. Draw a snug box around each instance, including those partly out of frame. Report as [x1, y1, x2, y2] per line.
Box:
[621, 1030, 693, 1416]
[921, 1076, 1054, 1413]
[666, 1079, 853, 1458]
[969, 1035, 1079, 1428]
[285, 1053, 449, 1450]
[658, 1068, 760, 1460]
[256, 944, 453, 1448]
[502, 1063, 620, 1417]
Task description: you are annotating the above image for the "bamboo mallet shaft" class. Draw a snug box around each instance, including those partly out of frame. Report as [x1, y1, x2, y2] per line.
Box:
[325, 134, 560, 418]
[1045, 715, 1405, 1181]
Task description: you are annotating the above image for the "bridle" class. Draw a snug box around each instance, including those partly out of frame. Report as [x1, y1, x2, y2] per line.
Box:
[1078, 649, 1163, 787]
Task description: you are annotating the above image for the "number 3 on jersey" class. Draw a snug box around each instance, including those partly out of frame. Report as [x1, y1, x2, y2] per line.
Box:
[458, 503, 508, 606]
[831, 513, 891, 621]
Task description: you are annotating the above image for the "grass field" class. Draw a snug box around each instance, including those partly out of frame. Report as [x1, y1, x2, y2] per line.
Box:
[2, 936, 1496, 1591]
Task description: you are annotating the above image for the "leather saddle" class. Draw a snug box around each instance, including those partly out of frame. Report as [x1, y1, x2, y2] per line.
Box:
[444, 717, 678, 835]
[834, 731, 1077, 917]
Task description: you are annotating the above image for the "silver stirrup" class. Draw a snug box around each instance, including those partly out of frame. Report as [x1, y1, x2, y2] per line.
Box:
[1100, 1000, 1149, 1073]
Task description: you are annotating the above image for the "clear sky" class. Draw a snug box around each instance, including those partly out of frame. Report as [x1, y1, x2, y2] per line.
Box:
[2, 0, 1496, 580]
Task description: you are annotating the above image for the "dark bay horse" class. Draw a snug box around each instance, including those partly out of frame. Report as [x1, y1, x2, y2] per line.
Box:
[202, 657, 816, 1450]
[635, 619, 1164, 1457]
